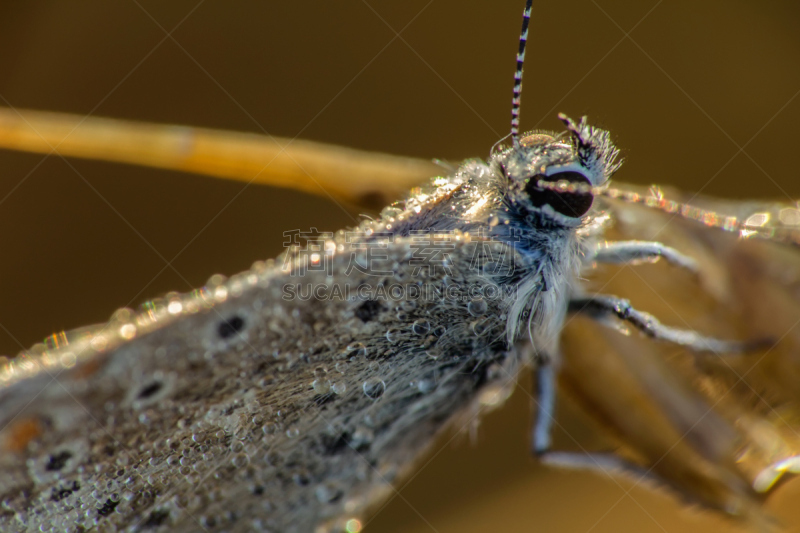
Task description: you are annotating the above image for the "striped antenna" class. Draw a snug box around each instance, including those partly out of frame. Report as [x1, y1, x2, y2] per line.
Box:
[510, 0, 533, 147]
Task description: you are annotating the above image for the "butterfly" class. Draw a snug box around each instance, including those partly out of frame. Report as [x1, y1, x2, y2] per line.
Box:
[1, 1, 799, 532]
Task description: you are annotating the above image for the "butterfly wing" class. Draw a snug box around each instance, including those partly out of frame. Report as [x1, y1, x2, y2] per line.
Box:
[555, 189, 800, 525]
[0, 236, 526, 532]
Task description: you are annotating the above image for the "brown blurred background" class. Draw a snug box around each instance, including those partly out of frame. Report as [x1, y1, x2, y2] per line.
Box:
[0, 1, 799, 531]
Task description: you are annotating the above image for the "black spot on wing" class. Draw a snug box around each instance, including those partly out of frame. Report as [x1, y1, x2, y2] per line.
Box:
[50, 481, 80, 502]
[142, 509, 170, 528]
[136, 381, 163, 399]
[45, 450, 72, 471]
[218, 315, 246, 339]
[355, 299, 383, 322]
[320, 432, 352, 455]
[97, 499, 119, 517]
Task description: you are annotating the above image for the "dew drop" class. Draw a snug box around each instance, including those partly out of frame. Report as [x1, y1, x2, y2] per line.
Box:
[90, 334, 109, 351]
[362, 378, 386, 400]
[231, 453, 249, 468]
[487, 213, 500, 227]
[471, 319, 490, 336]
[332, 381, 348, 395]
[264, 452, 283, 467]
[385, 329, 401, 344]
[119, 323, 137, 340]
[416, 378, 436, 394]
[60, 352, 76, 369]
[345, 343, 367, 357]
[167, 300, 183, 315]
[346, 518, 363, 533]
[468, 297, 488, 316]
[312, 379, 331, 394]
[411, 319, 430, 335]
[381, 206, 402, 218]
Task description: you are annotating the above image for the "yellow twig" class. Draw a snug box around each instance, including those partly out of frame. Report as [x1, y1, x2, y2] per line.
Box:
[0, 107, 439, 207]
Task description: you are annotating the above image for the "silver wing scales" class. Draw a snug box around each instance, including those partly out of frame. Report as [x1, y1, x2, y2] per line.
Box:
[0, 236, 525, 532]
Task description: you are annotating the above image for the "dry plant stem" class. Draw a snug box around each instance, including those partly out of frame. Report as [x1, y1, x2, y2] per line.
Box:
[0, 107, 439, 207]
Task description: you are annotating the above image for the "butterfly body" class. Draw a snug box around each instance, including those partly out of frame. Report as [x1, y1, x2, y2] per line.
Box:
[0, 110, 629, 531]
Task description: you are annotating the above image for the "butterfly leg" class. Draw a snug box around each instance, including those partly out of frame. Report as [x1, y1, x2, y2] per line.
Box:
[531, 358, 664, 486]
[539, 450, 650, 477]
[532, 357, 556, 454]
[592, 240, 697, 273]
[568, 295, 760, 353]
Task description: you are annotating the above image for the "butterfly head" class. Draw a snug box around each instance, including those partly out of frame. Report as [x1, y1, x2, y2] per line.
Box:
[496, 114, 621, 226]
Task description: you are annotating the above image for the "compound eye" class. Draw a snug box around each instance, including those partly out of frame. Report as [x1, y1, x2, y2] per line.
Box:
[524, 170, 593, 218]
